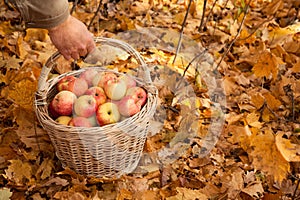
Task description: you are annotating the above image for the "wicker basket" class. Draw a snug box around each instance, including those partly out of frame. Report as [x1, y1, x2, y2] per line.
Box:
[34, 37, 158, 178]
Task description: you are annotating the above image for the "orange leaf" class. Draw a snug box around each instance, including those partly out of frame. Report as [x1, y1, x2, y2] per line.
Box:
[5, 160, 32, 185]
[252, 51, 283, 81]
[275, 132, 300, 162]
[263, 92, 281, 110]
[242, 129, 290, 183]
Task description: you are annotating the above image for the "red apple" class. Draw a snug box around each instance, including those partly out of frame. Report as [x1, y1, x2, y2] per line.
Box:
[79, 68, 98, 87]
[85, 86, 107, 107]
[104, 79, 127, 100]
[74, 95, 97, 118]
[117, 96, 141, 117]
[68, 116, 92, 127]
[93, 72, 118, 88]
[125, 86, 147, 107]
[96, 102, 120, 126]
[56, 75, 76, 91]
[55, 116, 72, 125]
[118, 74, 136, 89]
[57, 75, 88, 96]
[49, 90, 77, 116]
[48, 102, 60, 119]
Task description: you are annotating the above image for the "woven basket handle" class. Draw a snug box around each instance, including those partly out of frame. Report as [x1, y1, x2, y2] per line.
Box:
[37, 37, 151, 94]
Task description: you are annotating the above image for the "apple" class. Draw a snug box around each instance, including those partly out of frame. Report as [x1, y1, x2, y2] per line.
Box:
[118, 74, 136, 89]
[91, 72, 103, 87]
[125, 86, 147, 107]
[85, 86, 107, 107]
[79, 68, 98, 87]
[117, 96, 141, 117]
[49, 90, 77, 116]
[55, 116, 72, 125]
[56, 75, 76, 91]
[70, 78, 89, 96]
[93, 72, 118, 88]
[68, 116, 92, 127]
[87, 115, 98, 127]
[48, 102, 60, 119]
[57, 75, 88, 96]
[96, 102, 120, 126]
[104, 79, 127, 100]
[74, 95, 97, 118]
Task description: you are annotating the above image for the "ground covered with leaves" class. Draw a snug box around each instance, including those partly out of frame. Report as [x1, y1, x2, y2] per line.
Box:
[0, 0, 300, 199]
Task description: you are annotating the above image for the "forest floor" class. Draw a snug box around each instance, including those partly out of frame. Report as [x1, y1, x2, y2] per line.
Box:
[0, 0, 300, 199]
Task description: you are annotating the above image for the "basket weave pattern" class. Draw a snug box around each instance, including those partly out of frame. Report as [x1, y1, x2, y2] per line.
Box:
[35, 37, 157, 178]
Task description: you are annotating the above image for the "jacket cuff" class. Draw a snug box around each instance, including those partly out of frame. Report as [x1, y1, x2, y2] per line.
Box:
[10, 0, 70, 29]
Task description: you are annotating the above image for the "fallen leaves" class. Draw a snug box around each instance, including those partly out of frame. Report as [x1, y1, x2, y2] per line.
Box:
[0, 0, 300, 199]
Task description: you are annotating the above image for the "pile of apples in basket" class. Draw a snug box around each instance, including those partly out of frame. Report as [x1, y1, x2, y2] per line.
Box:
[48, 68, 148, 127]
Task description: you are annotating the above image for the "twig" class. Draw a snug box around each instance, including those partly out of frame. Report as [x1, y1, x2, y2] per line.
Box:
[198, 0, 207, 32]
[203, 0, 218, 30]
[70, 0, 79, 15]
[172, 0, 193, 64]
[214, 0, 252, 71]
[88, 0, 103, 30]
[176, 48, 208, 89]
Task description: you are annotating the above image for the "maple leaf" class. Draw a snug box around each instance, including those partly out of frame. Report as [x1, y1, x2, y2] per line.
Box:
[36, 158, 54, 180]
[241, 129, 290, 183]
[241, 181, 264, 199]
[252, 51, 284, 81]
[5, 159, 32, 185]
[0, 188, 12, 200]
[275, 131, 300, 162]
[166, 187, 208, 200]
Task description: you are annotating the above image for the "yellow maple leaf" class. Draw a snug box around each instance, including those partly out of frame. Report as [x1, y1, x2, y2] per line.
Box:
[246, 112, 263, 128]
[5, 160, 32, 185]
[252, 51, 284, 81]
[1, 63, 40, 111]
[263, 92, 281, 110]
[241, 129, 290, 183]
[275, 132, 300, 162]
[250, 93, 265, 109]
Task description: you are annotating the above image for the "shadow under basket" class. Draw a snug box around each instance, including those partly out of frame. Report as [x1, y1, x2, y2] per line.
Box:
[34, 37, 158, 178]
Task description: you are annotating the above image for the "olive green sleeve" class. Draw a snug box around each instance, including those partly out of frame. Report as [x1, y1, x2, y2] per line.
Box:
[7, 0, 70, 29]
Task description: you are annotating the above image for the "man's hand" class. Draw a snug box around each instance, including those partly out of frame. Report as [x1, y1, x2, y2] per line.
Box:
[48, 15, 96, 60]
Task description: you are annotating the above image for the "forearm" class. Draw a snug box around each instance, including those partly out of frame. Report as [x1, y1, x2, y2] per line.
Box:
[7, 0, 70, 29]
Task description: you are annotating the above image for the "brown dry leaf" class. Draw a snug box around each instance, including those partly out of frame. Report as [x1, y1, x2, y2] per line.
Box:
[245, 112, 263, 128]
[14, 107, 52, 151]
[222, 168, 244, 199]
[54, 191, 86, 200]
[36, 158, 54, 180]
[43, 177, 69, 187]
[262, 0, 283, 15]
[24, 28, 48, 43]
[17, 35, 31, 59]
[241, 181, 264, 199]
[5, 159, 32, 185]
[1, 63, 40, 110]
[0, 21, 14, 37]
[275, 131, 300, 162]
[133, 190, 160, 200]
[263, 92, 281, 110]
[250, 93, 265, 109]
[241, 129, 290, 183]
[166, 187, 208, 200]
[4, 55, 22, 70]
[252, 51, 284, 81]
[290, 60, 300, 73]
